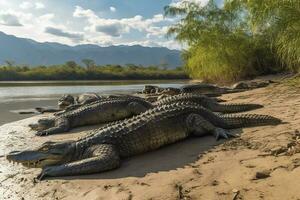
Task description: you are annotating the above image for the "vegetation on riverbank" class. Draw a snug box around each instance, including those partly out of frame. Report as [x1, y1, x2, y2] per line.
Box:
[0, 62, 187, 81]
[284, 73, 300, 88]
[165, 0, 300, 83]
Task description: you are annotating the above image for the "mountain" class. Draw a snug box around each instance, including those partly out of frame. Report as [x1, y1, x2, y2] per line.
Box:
[0, 31, 182, 68]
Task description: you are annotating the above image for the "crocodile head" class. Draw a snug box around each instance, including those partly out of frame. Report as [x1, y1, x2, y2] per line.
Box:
[29, 118, 55, 131]
[6, 141, 74, 168]
[58, 94, 75, 109]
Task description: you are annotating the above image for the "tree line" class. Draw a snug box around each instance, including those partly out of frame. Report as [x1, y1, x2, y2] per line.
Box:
[164, 0, 299, 83]
[0, 61, 187, 81]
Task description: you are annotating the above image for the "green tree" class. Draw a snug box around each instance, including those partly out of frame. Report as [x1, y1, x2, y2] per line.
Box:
[234, 0, 300, 71]
[164, 0, 283, 83]
[65, 61, 77, 69]
[5, 60, 15, 67]
[82, 59, 96, 70]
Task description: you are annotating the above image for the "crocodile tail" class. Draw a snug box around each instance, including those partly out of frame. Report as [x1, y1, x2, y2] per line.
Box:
[223, 89, 248, 93]
[209, 103, 263, 113]
[220, 113, 282, 128]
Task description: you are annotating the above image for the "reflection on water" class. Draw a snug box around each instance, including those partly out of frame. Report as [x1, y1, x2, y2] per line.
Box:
[0, 80, 188, 125]
[0, 80, 188, 102]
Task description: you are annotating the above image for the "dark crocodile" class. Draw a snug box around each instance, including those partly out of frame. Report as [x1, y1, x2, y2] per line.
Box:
[29, 98, 152, 136]
[141, 83, 244, 99]
[7, 102, 281, 179]
[154, 93, 263, 113]
[55, 95, 144, 116]
[58, 93, 122, 110]
[232, 80, 274, 89]
[180, 83, 245, 95]
[34, 93, 112, 114]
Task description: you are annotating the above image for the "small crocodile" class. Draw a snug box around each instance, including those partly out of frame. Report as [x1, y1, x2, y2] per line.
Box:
[232, 80, 274, 89]
[180, 83, 244, 95]
[7, 102, 281, 179]
[142, 83, 244, 98]
[154, 93, 263, 113]
[55, 95, 144, 116]
[58, 93, 121, 110]
[29, 98, 152, 136]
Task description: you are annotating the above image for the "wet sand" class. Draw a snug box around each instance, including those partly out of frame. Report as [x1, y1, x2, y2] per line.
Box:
[0, 99, 57, 125]
[0, 79, 300, 200]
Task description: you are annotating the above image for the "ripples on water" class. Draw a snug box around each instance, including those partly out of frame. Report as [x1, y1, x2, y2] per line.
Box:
[0, 80, 187, 102]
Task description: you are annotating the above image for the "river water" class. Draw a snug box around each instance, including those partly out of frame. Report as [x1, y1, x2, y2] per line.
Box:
[0, 80, 188, 125]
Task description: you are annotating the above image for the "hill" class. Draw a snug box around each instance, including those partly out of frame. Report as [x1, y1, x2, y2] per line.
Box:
[0, 31, 182, 68]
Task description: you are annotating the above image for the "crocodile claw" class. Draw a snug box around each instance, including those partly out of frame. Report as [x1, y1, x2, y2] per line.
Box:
[213, 128, 235, 140]
[35, 131, 48, 136]
[37, 166, 54, 180]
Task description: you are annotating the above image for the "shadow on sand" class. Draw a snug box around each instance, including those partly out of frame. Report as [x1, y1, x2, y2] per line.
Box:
[56, 129, 243, 181]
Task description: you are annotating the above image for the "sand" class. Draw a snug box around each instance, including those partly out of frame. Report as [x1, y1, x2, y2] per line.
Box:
[0, 78, 300, 200]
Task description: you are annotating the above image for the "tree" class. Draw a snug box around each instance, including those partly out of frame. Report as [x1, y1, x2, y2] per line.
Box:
[65, 61, 77, 69]
[82, 59, 96, 70]
[5, 60, 15, 67]
[235, 0, 300, 71]
[164, 0, 281, 83]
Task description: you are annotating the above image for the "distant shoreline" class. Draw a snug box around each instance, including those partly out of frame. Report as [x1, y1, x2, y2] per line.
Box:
[0, 79, 190, 87]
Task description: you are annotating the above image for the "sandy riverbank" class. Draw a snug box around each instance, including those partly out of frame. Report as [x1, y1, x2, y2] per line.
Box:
[0, 78, 299, 200]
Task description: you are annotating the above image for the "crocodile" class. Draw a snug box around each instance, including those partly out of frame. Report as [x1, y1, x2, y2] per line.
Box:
[180, 83, 245, 95]
[154, 93, 263, 113]
[34, 93, 106, 114]
[7, 102, 281, 179]
[29, 98, 152, 136]
[232, 80, 275, 90]
[58, 93, 121, 110]
[142, 83, 245, 98]
[55, 95, 144, 116]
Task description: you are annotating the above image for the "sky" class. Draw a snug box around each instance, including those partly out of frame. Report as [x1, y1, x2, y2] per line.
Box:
[0, 0, 211, 49]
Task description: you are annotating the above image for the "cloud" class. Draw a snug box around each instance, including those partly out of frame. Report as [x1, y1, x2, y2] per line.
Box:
[95, 23, 127, 37]
[170, 0, 209, 7]
[35, 2, 45, 9]
[45, 27, 84, 42]
[73, 6, 97, 20]
[20, 1, 45, 10]
[110, 6, 116, 12]
[73, 6, 173, 38]
[0, 14, 22, 26]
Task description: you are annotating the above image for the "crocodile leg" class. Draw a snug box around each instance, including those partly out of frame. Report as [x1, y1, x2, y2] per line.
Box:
[186, 114, 235, 140]
[37, 144, 120, 179]
[36, 118, 70, 136]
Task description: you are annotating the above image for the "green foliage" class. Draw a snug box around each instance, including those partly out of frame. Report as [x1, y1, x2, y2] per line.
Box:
[81, 59, 96, 69]
[0, 63, 187, 81]
[240, 0, 300, 71]
[165, 0, 298, 83]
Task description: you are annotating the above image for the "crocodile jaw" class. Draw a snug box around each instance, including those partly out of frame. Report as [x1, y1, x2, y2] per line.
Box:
[6, 150, 62, 168]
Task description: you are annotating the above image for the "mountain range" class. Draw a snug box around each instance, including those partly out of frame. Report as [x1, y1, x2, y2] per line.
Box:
[0, 31, 182, 68]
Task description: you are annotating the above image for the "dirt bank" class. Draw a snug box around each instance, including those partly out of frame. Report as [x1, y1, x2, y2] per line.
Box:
[0, 80, 299, 200]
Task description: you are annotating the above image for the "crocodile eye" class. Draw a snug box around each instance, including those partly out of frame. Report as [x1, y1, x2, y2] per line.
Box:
[41, 147, 49, 151]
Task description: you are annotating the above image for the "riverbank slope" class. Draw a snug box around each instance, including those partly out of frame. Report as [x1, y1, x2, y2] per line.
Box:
[0, 77, 299, 200]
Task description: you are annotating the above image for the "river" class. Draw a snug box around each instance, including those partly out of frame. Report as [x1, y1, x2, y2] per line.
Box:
[0, 80, 188, 125]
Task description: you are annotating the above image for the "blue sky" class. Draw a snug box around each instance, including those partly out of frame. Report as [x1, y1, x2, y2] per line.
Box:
[0, 0, 211, 49]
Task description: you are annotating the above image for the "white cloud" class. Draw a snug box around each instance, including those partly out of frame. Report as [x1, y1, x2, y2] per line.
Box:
[73, 6, 173, 38]
[0, 13, 22, 26]
[35, 2, 45, 9]
[20, 2, 32, 9]
[20, 1, 45, 10]
[170, 0, 209, 7]
[110, 6, 116, 12]
[73, 6, 97, 20]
